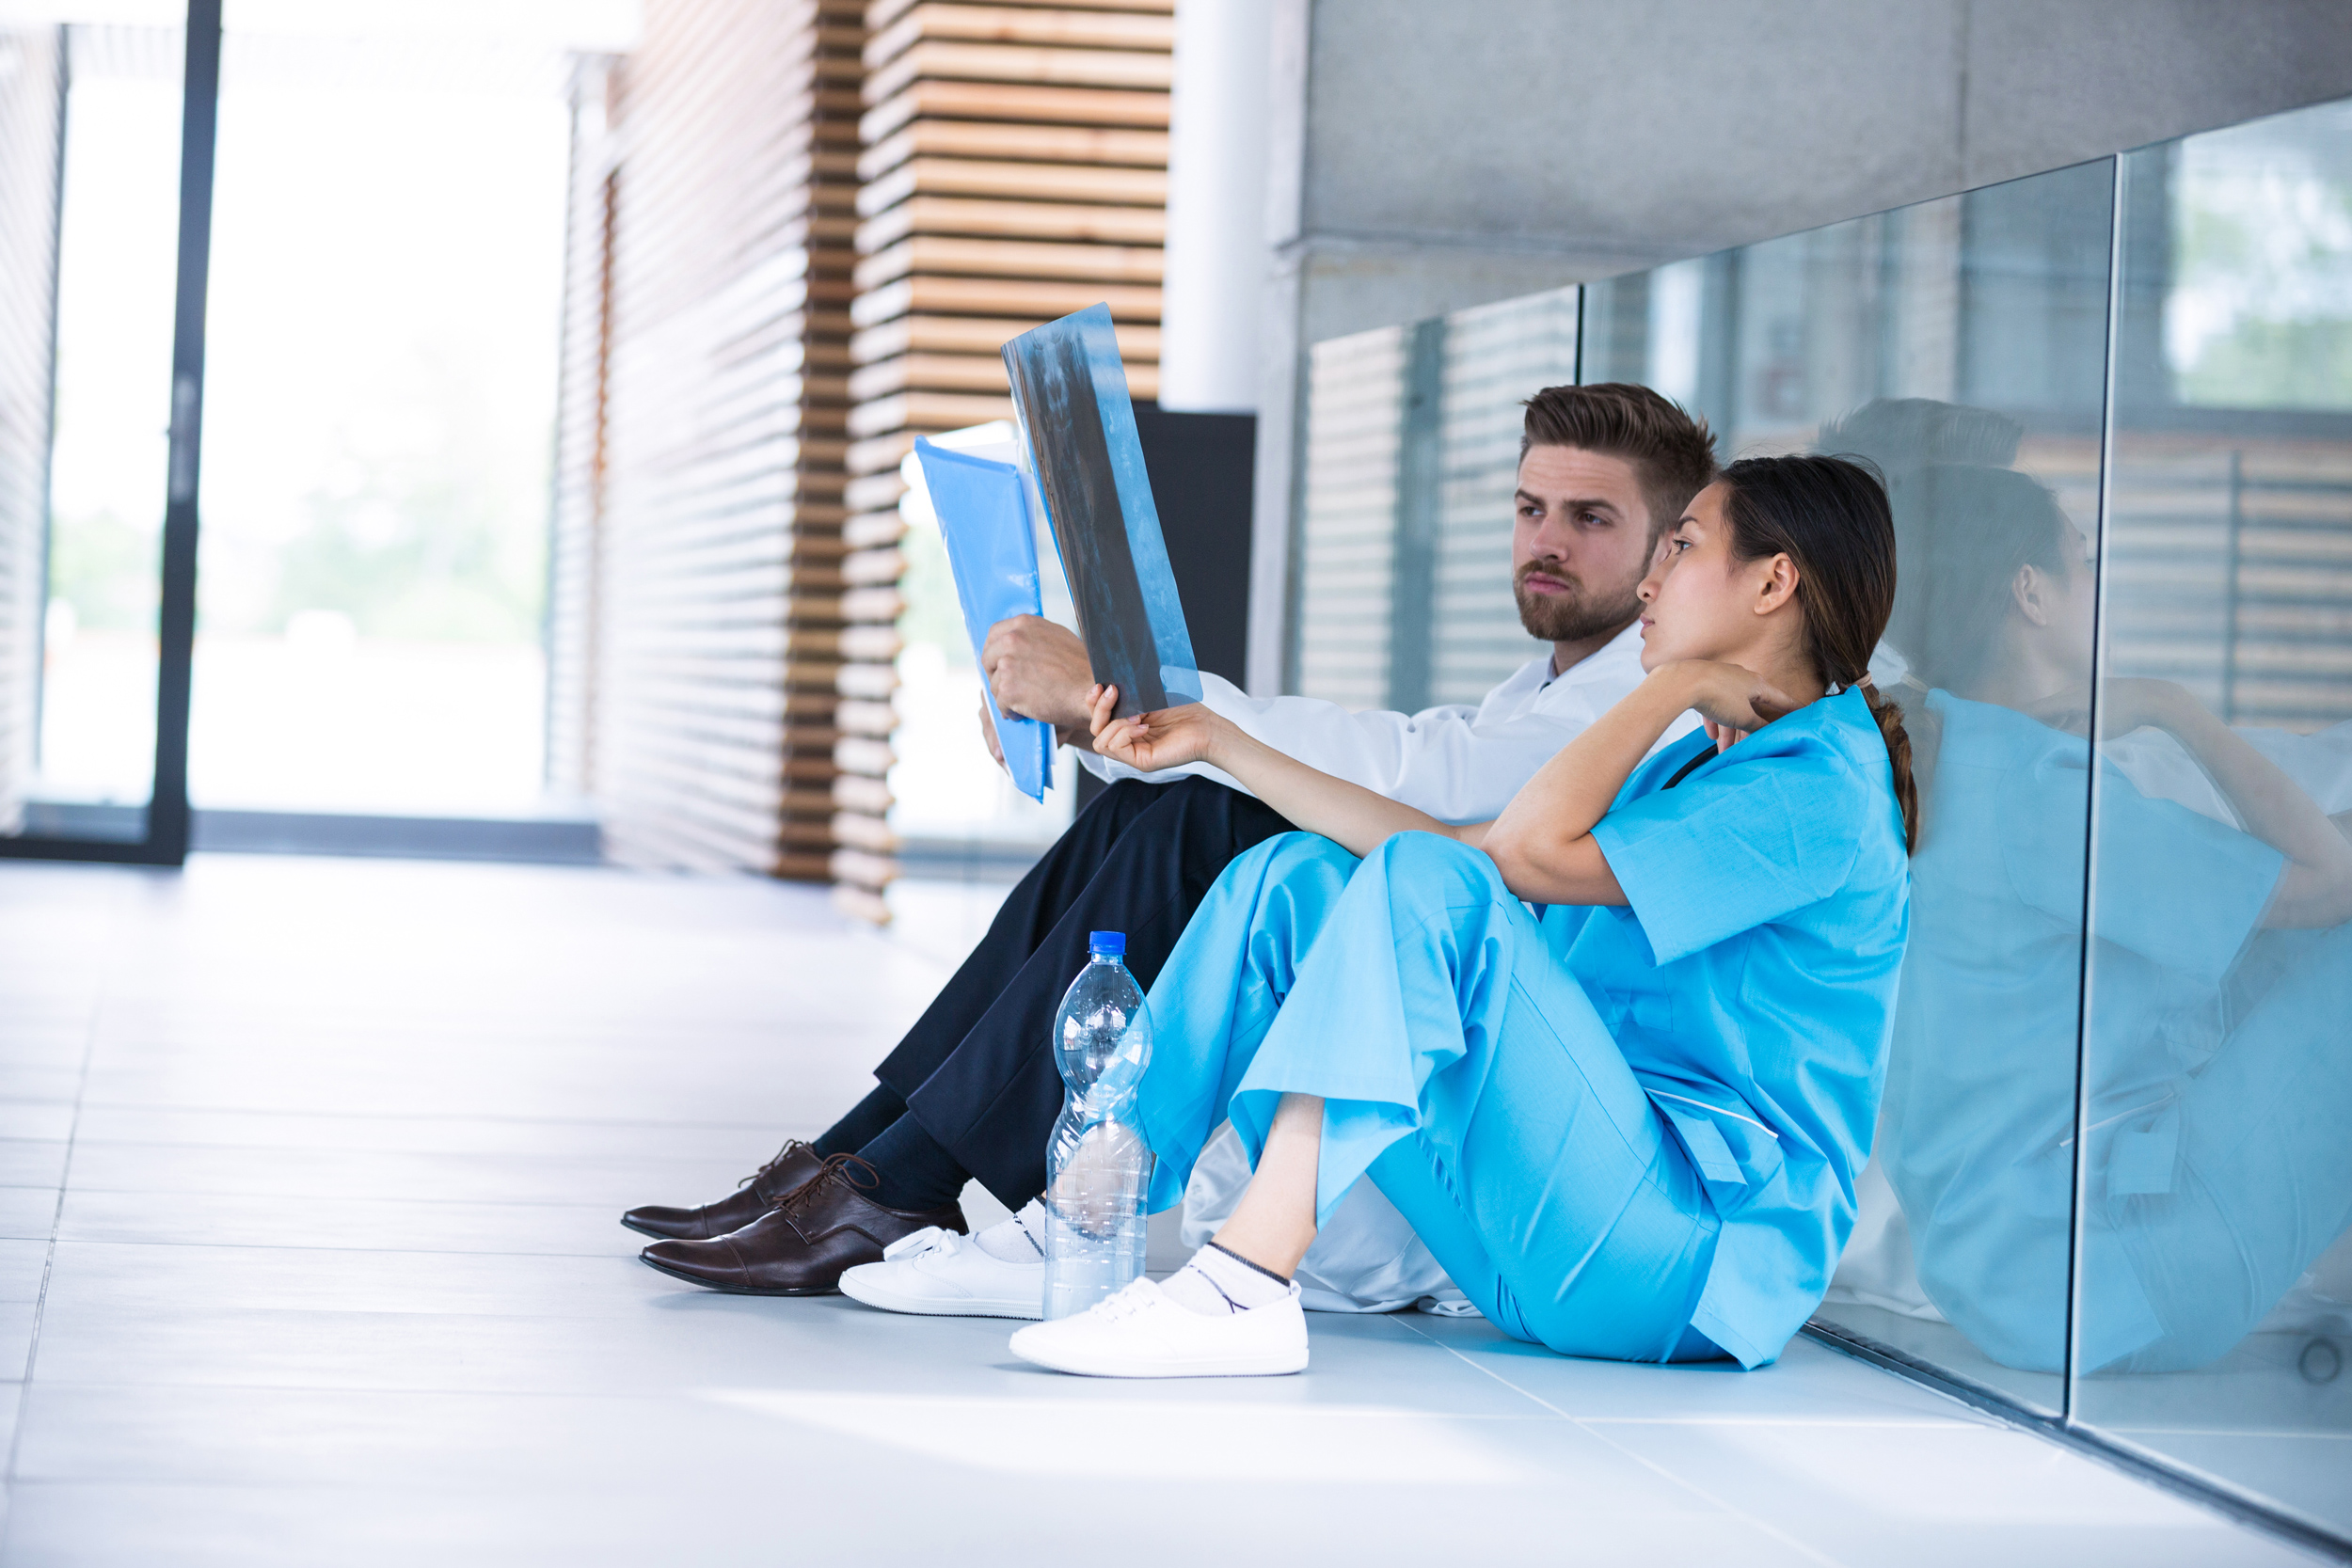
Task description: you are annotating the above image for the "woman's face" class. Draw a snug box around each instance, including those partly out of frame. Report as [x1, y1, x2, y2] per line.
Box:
[2046, 522, 2100, 679]
[1636, 482, 1786, 672]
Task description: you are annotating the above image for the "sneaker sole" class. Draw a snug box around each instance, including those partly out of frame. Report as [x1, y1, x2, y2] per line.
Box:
[839, 1270, 1041, 1320]
[1009, 1339, 1308, 1378]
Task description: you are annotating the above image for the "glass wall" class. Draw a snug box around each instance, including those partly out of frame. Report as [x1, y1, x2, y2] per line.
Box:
[2077, 100, 2352, 1536]
[1287, 95, 2352, 1547]
[1290, 288, 1580, 711]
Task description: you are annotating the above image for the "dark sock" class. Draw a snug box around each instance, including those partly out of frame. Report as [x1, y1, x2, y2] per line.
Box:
[857, 1113, 971, 1212]
[812, 1084, 908, 1158]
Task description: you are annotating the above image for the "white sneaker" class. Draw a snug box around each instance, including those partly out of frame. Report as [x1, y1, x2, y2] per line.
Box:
[839, 1226, 1043, 1320]
[1008, 1276, 1309, 1377]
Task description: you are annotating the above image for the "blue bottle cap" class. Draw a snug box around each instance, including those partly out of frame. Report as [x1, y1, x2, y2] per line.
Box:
[1089, 931, 1125, 957]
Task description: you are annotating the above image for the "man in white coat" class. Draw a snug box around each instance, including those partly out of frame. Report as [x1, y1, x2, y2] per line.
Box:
[626, 384, 1719, 1306]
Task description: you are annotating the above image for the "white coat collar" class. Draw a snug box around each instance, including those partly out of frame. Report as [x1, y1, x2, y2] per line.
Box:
[1542, 619, 1647, 690]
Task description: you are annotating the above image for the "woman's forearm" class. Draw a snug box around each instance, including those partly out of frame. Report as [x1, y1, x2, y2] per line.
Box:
[2165, 701, 2352, 927]
[1203, 726, 1480, 857]
[1481, 668, 1701, 903]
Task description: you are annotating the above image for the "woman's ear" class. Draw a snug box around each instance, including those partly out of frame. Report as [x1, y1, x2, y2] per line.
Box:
[1753, 552, 1800, 615]
[2012, 563, 2053, 627]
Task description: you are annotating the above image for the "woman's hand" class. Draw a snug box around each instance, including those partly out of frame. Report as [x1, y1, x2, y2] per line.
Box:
[1658, 660, 1799, 749]
[1088, 684, 1231, 773]
[2021, 676, 2193, 740]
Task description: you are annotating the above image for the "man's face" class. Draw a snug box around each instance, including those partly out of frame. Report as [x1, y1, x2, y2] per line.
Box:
[1512, 445, 1656, 644]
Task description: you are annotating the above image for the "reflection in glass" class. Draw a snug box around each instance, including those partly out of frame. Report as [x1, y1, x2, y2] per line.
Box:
[1287, 293, 1579, 713]
[2077, 99, 2352, 1539]
[1291, 326, 1406, 706]
[1429, 289, 1577, 705]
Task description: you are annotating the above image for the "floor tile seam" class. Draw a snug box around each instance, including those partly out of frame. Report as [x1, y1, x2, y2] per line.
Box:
[1, 932, 109, 1525]
[5, 1379, 760, 1404]
[40, 1236, 648, 1260]
[55, 1191, 649, 1213]
[76, 1030, 898, 1051]
[56, 1137, 747, 1165]
[1569, 1415, 1985, 1429]
[2107, 1438, 2352, 1448]
[65, 1103, 808, 1133]
[1386, 1314, 1852, 1568]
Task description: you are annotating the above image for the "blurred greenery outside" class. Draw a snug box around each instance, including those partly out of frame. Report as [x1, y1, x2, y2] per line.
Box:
[50, 416, 550, 642]
[2171, 118, 2352, 410]
[897, 518, 972, 670]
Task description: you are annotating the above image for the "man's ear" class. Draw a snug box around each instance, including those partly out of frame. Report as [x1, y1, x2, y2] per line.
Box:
[1754, 553, 1800, 614]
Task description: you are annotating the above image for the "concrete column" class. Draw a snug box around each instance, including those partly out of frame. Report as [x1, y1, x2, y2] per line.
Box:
[1158, 0, 1273, 414]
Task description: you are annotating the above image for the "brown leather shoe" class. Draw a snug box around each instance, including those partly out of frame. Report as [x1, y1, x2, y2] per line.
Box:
[621, 1140, 826, 1241]
[638, 1154, 965, 1295]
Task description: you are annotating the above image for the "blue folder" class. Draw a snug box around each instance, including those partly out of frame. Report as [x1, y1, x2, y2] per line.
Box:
[914, 437, 1056, 802]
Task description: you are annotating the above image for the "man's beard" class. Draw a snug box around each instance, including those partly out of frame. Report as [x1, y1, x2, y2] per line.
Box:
[1514, 559, 1644, 644]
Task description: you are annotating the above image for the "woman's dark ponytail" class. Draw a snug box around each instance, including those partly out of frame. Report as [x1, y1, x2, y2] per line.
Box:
[1856, 676, 1919, 854]
[1719, 454, 1920, 854]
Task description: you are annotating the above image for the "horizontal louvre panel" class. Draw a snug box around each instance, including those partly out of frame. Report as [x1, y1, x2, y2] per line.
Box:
[852, 233, 1163, 290]
[866, 40, 1175, 103]
[851, 274, 1161, 325]
[861, 79, 1170, 142]
[865, 5, 1174, 67]
[858, 119, 1168, 179]
[857, 155, 1166, 214]
[0, 29, 60, 831]
[854, 193, 1166, 251]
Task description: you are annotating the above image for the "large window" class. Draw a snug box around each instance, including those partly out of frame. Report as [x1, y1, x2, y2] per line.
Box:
[1290, 96, 2352, 1548]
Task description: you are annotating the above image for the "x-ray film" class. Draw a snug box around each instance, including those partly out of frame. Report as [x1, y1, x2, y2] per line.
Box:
[1001, 303, 1202, 720]
[913, 437, 1055, 802]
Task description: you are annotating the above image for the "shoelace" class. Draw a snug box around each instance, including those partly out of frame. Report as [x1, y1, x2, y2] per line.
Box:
[882, 1226, 961, 1263]
[1084, 1278, 1161, 1324]
[775, 1151, 882, 1217]
[734, 1138, 814, 1192]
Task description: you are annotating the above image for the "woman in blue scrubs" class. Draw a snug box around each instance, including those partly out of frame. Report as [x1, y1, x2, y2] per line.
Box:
[1009, 454, 1918, 1378]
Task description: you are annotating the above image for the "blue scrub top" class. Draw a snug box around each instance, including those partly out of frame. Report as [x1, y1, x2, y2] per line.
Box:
[1569, 688, 1911, 1367]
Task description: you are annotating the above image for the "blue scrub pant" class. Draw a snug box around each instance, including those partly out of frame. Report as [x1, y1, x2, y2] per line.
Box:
[1139, 832, 1724, 1364]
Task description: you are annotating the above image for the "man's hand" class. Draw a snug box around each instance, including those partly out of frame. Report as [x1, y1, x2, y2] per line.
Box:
[977, 689, 1007, 773]
[980, 615, 1094, 741]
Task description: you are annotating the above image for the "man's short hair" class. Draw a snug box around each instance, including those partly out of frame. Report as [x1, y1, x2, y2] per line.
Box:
[1519, 383, 1719, 543]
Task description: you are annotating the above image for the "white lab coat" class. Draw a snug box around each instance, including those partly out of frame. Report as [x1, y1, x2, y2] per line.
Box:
[1129, 622, 1682, 1313]
[1074, 622, 1661, 822]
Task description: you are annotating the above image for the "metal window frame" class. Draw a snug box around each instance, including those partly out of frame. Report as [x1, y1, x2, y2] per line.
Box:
[0, 0, 217, 868]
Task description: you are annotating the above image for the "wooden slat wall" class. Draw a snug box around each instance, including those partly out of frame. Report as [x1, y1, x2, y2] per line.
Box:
[0, 27, 62, 833]
[834, 0, 1173, 923]
[548, 0, 865, 876]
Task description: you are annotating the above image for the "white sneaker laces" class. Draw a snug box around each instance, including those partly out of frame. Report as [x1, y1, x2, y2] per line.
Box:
[1082, 1278, 1161, 1324]
[881, 1226, 961, 1262]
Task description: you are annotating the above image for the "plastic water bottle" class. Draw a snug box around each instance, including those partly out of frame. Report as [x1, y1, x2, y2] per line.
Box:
[1041, 931, 1154, 1320]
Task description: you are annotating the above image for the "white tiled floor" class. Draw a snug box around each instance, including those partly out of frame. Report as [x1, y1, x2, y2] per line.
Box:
[0, 855, 2324, 1565]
